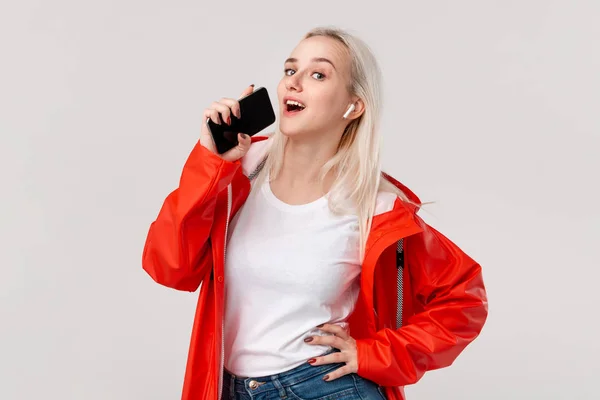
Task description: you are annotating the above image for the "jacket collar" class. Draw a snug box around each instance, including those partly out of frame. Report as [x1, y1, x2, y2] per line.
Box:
[241, 133, 274, 178]
[242, 132, 423, 246]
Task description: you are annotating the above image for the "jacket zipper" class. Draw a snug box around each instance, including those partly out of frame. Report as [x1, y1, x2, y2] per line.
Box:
[217, 183, 233, 400]
[363, 226, 422, 332]
[217, 160, 266, 399]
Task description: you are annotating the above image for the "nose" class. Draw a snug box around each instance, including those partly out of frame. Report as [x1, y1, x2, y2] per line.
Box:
[285, 75, 302, 92]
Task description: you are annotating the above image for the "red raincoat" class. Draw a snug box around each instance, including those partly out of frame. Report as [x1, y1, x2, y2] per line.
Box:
[142, 135, 488, 400]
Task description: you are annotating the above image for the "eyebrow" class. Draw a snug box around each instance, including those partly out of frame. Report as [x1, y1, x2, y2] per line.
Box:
[284, 57, 336, 70]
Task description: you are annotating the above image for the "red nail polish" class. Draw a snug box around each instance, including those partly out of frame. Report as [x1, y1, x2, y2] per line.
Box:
[304, 337, 313, 343]
[226, 116, 231, 125]
[308, 358, 316, 364]
[323, 375, 329, 381]
[317, 324, 324, 328]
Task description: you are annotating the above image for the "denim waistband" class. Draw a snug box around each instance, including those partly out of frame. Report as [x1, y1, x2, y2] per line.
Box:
[223, 347, 343, 390]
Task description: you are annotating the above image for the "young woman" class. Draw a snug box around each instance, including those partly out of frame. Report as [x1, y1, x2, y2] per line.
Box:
[142, 26, 488, 400]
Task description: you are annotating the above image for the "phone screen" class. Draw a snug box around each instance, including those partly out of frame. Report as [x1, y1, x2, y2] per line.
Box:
[207, 87, 276, 154]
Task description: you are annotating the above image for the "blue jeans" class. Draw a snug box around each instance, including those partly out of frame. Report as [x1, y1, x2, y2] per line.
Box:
[222, 347, 387, 399]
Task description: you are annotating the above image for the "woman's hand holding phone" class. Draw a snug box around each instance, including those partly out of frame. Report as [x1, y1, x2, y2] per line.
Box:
[200, 85, 254, 162]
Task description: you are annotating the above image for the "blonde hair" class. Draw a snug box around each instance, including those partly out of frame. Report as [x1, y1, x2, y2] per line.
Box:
[253, 26, 420, 262]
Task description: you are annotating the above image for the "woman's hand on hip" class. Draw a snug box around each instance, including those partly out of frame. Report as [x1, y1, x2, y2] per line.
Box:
[304, 323, 359, 382]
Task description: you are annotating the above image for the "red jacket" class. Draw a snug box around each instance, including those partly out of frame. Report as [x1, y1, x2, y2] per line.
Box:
[142, 135, 488, 400]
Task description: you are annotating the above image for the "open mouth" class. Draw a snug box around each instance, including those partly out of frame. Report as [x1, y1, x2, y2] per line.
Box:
[285, 99, 306, 113]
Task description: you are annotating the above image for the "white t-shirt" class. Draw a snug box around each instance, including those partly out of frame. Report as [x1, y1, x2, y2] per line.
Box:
[223, 174, 362, 377]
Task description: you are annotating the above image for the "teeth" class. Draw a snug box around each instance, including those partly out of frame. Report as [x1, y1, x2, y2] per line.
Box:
[286, 100, 305, 109]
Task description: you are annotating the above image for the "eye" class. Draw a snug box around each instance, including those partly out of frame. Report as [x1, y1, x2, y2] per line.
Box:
[312, 72, 325, 80]
[284, 68, 295, 76]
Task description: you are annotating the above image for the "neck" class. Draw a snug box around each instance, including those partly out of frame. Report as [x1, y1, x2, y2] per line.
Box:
[278, 131, 341, 187]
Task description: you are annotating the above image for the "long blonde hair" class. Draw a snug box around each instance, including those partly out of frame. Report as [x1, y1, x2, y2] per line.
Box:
[253, 26, 418, 262]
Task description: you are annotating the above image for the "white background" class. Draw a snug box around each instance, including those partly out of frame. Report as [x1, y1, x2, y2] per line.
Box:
[1, 1, 598, 399]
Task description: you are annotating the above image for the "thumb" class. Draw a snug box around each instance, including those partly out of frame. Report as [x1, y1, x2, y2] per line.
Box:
[238, 84, 255, 100]
[221, 133, 251, 162]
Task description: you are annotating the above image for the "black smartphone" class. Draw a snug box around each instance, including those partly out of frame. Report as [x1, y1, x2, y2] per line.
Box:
[207, 86, 276, 154]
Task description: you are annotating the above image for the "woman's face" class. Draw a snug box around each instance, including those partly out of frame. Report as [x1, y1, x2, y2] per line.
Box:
[277, 35, 355, 139]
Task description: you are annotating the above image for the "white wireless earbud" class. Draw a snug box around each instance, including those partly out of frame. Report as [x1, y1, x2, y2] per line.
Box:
[343, 103, 355, 119]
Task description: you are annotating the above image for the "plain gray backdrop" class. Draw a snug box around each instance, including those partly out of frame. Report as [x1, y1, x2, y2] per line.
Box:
[1, 1, 598, 399]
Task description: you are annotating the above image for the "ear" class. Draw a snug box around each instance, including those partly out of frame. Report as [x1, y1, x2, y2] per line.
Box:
[345, 97, 365, 121]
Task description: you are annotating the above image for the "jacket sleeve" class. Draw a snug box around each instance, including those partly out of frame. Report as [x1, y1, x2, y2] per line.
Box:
[355, 215, 488, 386]
[142, 141, 240, 292]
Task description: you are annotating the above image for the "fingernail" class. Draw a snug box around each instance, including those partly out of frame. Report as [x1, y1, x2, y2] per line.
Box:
[250, 84, 255, 87]
[308, 358, 316, 364]
[304, 337, 313, 343]
[226, 116, 231, 125]
[316, 324, 324, 328]
[240, 133, 248, 139]
[323, 375, 329, 381]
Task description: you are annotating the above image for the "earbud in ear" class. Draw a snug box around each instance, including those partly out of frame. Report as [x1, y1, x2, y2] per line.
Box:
[343, 103, 356, 119]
